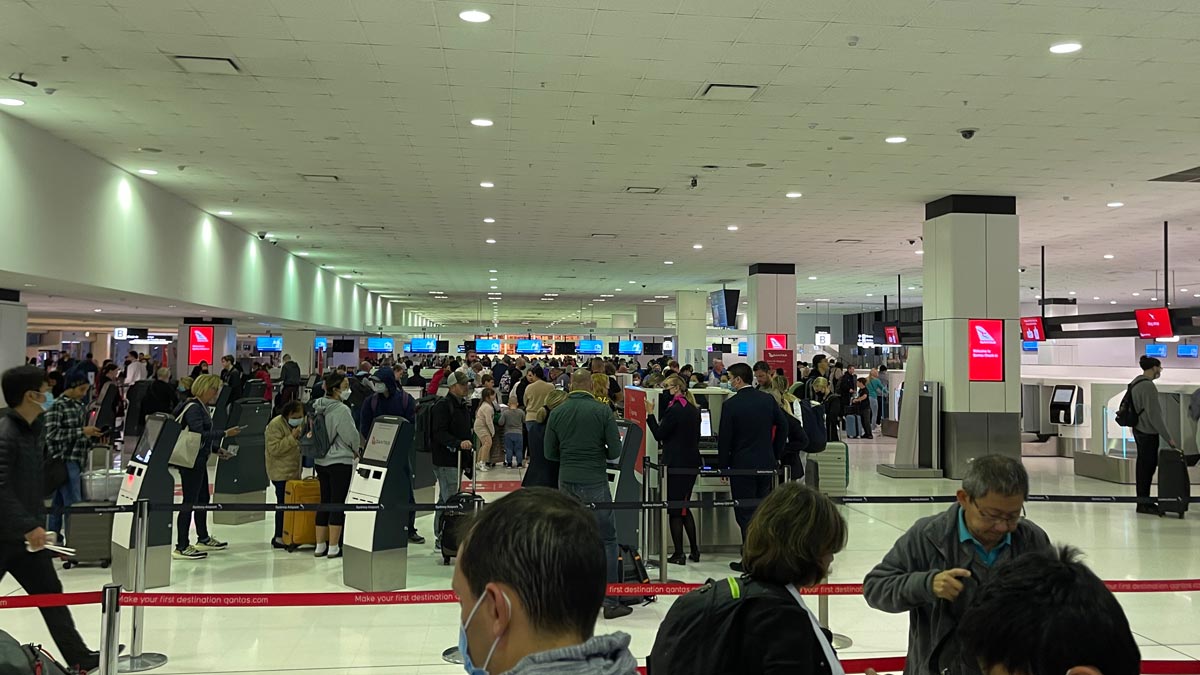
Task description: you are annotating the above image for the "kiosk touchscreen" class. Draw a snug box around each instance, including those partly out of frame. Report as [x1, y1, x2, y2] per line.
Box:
[111, 414, 180, 590]
[1050, 385, 1084, 426]
[212, 398, 272, 525]
[343, 416, 415, 591]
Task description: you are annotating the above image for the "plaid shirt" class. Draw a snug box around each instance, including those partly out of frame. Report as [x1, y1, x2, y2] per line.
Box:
[43, 395, 91, 466]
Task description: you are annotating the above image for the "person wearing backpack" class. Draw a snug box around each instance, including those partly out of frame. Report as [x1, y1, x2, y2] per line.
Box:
[311, 372, 359, 558]
[1124, 356, 1178, 515]
[649, 482, 848, 675]
[357, 366, 424, 544]
[429, 371, 474, 549]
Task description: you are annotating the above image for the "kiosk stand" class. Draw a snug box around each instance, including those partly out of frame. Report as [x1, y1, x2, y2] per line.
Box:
[1050, 384, 1084, 457]
[111, 414, 178, 591]
[878, 381, 945, 479]
[212, 398, 272, 525]
[343, 416, 414, 592]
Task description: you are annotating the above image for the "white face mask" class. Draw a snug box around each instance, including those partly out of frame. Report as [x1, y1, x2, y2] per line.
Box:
[372, 382, 388, 394]
[339, 388, 352, 401]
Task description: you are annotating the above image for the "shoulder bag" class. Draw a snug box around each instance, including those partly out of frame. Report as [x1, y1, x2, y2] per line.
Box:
[169, 402, 203, 468]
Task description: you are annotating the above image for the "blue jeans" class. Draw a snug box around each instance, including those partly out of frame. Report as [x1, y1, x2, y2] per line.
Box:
[48, 461, 83, 537]
[845, 414, 863, 438]
[560, 480, 620, 607]
[504, 434, 524, 465]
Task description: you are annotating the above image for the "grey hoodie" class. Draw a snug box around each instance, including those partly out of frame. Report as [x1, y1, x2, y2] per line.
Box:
[504, 632, 637, 675]
[312, 396, 358, 466]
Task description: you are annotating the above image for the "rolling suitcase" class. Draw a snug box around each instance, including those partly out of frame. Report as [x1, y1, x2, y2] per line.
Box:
[61, 500, 113, 569]
[282, 477, 321, 551]
[1157, 448, 1191, 519]
[440, 450, 483, 565]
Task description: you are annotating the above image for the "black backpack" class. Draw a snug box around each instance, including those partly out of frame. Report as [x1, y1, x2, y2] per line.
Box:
[1115, 380, 1143, 428]
[413, 395, 442, 453]
[299, 408, 332, 459]
[793, 399, 827, 453]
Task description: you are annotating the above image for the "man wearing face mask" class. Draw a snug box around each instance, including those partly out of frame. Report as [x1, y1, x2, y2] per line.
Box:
[358, 367, 424, 544]
[452, 487, 637, 675]
[0, 366, 103, 671]
[43, 375, 103, 543]
[1126, 355, 1179, 515]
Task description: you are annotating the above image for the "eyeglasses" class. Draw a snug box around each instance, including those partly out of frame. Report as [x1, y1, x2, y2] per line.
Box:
[971, 499, 1026, 527]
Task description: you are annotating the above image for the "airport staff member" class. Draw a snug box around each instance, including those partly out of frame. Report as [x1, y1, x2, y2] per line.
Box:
[717, 362, 788, 572]
[429, 371, 473, 549]
[279, 353, 302, 406]
[1127, 355, 1178, 515]
[863, 454, 1053, 675]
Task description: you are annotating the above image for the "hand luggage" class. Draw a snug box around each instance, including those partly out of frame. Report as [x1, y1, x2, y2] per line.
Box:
[1157, 448, 1191, 519]
[80, 470, 123, 502]
[61, 500, 113, 569]
[0, 629, 75, 675]
[804, 459, 820, 490]
[440, 450, 483, 565]
[282, 477, 322, 551]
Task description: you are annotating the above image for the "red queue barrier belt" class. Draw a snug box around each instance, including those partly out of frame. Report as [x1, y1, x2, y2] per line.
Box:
[637, 658, 1200, 675]
[0, 591, 101, 609]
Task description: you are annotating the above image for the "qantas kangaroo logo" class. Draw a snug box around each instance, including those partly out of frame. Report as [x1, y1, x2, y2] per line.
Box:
[974, 324, 996, 345]
[192, 330, 209, 343]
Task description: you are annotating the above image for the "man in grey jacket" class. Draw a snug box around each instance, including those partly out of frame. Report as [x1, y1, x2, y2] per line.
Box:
[863, 455, 1052, 675]
[452, 487, 637, 675]
[1128, 355, 1178, 515]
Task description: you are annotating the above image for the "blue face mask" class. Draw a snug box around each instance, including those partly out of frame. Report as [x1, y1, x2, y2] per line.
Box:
[458, 590, 509, 675]
[287, 417, 303, 427]
[40, 391, 54, 411]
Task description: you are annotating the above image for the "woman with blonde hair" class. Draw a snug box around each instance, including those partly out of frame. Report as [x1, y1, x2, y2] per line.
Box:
[772, 375, 808, 482]
[592, 373, 614, 409]
[645, 374, 703, 564]
[172, 373, 242, 560]
[523, 389, 569, 489]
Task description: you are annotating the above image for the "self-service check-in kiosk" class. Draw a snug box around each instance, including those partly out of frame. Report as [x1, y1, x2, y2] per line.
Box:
[608, 420, 644, 549]
[878, 381, 945, 479]
[343, 416, 415, 591]
[1050, 385, 1084, 457]
[87, 382, 119, 432]
[212, 396, 273, 525]
[111, 414, 179, 590]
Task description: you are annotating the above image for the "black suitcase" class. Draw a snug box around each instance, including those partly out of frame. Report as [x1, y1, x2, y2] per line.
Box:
[62, 500, 114, 569]
[440, 450, 483, 565]
[804, 459, 820, 490]
[1158, 449, 1191, 519]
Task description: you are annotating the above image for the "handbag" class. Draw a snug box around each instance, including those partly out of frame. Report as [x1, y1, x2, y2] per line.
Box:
[43, 456, 68, 497]
[169, 402, 204, 468]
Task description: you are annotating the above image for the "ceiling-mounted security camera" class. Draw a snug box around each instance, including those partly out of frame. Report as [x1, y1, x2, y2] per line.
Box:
[958, 128, 978, 140]
[256, 231, 267, 241]
[689, 176, 698, 190]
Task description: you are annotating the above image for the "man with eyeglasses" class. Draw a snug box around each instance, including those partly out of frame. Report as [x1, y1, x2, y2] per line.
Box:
[863, 455, 1052, 675]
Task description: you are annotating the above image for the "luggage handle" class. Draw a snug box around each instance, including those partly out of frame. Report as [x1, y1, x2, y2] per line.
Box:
[457, 442, 477, 495]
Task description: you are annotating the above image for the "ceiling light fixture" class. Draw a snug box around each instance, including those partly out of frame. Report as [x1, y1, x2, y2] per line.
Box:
[1107, 201, 1124, 208]
[485, 238, 496, 244]
[727, 225, 739, 231]
[470, 118, 494, 127]
[663, 260, 673, 265]
[808, 276, 818, 280]
[93, 308, 102, 313]
[866, 293, 874, 297]
[628, 280, 636, 284]
[885, 136, 907, 144]
[137, 169, 158, 175]
[217, 210, 233, 216]
[488, 269, 498, 273]
[489, 277, 498, 281]
[1050, 42, 1082, 54]
[692, 244, 703, 249]
[816, 298, 831, 302]
[915, 250, 924, 255]
[0, 98, 25, 107]
[490, 285, 498, 289]
[1068, 291, 1076, 295]
[1109, 300, 1118, 305]
[297, 251, 309, 257]
[1132, 292, 1141, 296]
[600, 294, 613, 297]
[908, 286, 916, 290]
[483, 218, 495, 223]
[1093, 296, 1101, 300]
[785, 192, 802, 199]
[1103, 254, 1114, 259]
[459, 9, 491, 22]
[340, 274, 353, 279]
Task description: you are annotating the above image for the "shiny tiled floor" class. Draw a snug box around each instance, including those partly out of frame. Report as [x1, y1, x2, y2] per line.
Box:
[4, 438, 1199, 673]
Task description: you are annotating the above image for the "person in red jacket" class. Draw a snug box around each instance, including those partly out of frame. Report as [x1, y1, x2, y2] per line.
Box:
[428, 361, 453, 396]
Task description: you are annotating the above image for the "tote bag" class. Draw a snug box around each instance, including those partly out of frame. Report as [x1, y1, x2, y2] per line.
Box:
[169, 402, 204, 468]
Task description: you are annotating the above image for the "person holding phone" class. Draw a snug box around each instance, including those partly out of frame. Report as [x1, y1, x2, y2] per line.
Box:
[265, 400, 306, 549]
[172, 374, 242, 560]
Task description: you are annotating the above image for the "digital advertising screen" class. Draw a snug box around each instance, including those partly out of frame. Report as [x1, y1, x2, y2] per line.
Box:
[255, 335, 283, 352]
[578, 340, 604, 355]
[618, 340, 644, 355]
[967, 319, 1005, 382]
[187, 326, 214, 366]
[1135, 308, 1174, 339]
[367, 337, 395, 353]
[765, 333, 788, 350]
[708, 289, 740, 328]
[1178, 344, 1199, 359]
[314, 337, 328, 352]
[475, 338, 501, 354]
[516, 339, 543, 354]
[884, 326, 900, 345]
[1019, 316, 1046, 341]
[1145, 343, 1168, 358]
[409, 338, 436, 353]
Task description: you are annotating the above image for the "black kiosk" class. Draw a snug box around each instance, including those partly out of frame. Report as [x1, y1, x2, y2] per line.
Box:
[111, 414, 179, 590]
[212, 390, 272, 525]
[343, 415, 415, 591]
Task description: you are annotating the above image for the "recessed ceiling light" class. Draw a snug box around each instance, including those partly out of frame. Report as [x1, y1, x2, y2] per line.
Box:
[663, 260, 673, 265]
[1184, 289, 1191, 293]
[340, 274, 352, 279]
[428, 291, 442, 294]
[488, 269, 498, 273]
[480, 181, 494, 188]
[1107, 202, 1124, 208]
[908, 286, 916, 290]
[654, 295, 670, 299]
[808, 276, 818, 280]
[628, 280, 636, 284]
[786, 192, 802, 199]
[1035, 295, 1042, 300]
[1152, 297, 1158, 301]
[0, 98, 25, 107]
[1103, 254, 1114, 259]
[1068, 291, 1076, 295]
[489, 277, 498, 281]
[727, 225, 739, 231]
[594, 299, 605, 302]
[485, 239, 496, 244]
[459, 9, 491, 23]
[1109, 300, 1117, 305]
[137, 169, 158, 175]
[167, 304, 176, 308]
[615, 288, 623, 291]
[600, 294, 613, 297]
[1093, 296, 1101, 300]
[297, 251, 309, 257]
[217, 210, 233, 216]
[1050, 42, 1082, 54]
[483, 218, 495, 223]
[470, 118, 494, 127]
[816, 298, 831, 302]
[490, 286, 499, 290]
[22, 283, 34, 287]
[692, 244, 703, 249]
[1132, 292, 1141, 296]
[885, 136, 907, 144]
[866, 293, 874, 297]
[93, 308, 102, 313]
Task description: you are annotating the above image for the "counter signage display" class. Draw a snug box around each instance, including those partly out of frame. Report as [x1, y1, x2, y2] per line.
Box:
[1135, 307, 1174, 339]
[188, 326, 214, 366]
[884, 326, 900, 345]
[618, 340, 644, 355]
[737, 341, 748, 356]
[475, 338, 501, 354]
[764, 349, 794, 385]
[403, 343, 412, 352]
[1145, 343, 1168, 358]
[409, 338, 436, 353]
[1178, 344, 1199, 359]
[256, 335, 283, 352]
[967, 319, 1005, 382]
[578, 340, 603, 355]
[314, 337, 328, 352]
[367, 337, 394, 353]
[516, 339, 542, 354]
[1019, 316, 1046, 341]
[1021, 340, 1039, 353]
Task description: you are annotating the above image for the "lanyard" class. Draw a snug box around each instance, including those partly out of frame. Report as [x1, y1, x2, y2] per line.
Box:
[786, 584, 845, 675]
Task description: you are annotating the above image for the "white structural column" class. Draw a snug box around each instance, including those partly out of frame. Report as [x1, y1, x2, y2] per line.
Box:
[746, 264, 798, 376]
[280, 330, 317, 373]
[675, 291, 708, 371]
[0, 292, 28, 370]
[923, 195, 1020, 478]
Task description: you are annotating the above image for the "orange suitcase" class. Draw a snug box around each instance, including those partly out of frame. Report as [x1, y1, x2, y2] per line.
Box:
[282, 477, 321, 551]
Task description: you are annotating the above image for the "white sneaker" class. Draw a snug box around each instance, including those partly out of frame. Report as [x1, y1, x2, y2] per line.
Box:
[172, 546, 207, 560]
[194, 537, 228, 552]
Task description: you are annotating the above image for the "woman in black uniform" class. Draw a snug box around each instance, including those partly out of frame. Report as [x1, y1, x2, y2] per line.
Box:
[646, 374, 702, 565]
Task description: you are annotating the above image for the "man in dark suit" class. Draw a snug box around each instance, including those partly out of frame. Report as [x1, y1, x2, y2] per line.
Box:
[717, 362, 788, 572]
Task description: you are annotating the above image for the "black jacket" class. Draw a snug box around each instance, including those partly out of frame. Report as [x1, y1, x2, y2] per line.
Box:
[141, 380, 179, 421]
[430, 393, 473, 469]
[717, 387, 788, 470]
[521, 419, 559, 489]
[0, 409, 45, 542]
[781, 411, 808, 459]
[280, 361, 302, 387]
[222, 366, 244, 402]
[173, 398, 227, 467]
[647, 399, 702, 469]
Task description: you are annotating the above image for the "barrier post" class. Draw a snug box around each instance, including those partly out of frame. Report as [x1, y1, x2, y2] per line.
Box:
[118, 499, 168, 673]
[658, 464, 669, 583]
[99, 583, 121, 675]
[816, 576, 853, 650]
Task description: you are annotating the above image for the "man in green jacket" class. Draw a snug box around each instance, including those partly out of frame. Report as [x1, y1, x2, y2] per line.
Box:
[545, 369, 629, 619]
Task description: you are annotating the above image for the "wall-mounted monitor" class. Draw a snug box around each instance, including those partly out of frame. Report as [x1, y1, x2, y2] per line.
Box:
[1135, 307, 1174, 339]
[967, 319, 1005, 382]
[618, 340, 643, 355]
[436, 340, 450, 353]
[1145, 343, 1168, 358]
[409, 337, 437, 353]
[516, 339, 542, 354]
[711, 343, 732, 354]
[737, 341, 748, 356]
[708, 289, 741, 328]
[255, 335, 283, 352]
[884, 326, 901, 345]
[463, 340, 476, 352]
[608, 342, 621, 355]
[1021, 341, 1039, 353]
[1019, 316, 1046, 341]
[367, 337, 395, 353]
[187, 326, 214, 366]
[314, 337, 328, 352]
[475, 338, 501, 354]
[555, 341, 577, 355]
[578, 340, 603, 355]
[403, 343, 412, 352]
[1178, 344, 1199, 358]
[331, 338, 355, 353]
[643, 342, 663, 356]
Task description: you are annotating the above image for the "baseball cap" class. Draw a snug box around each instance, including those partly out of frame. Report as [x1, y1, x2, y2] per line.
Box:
[447, 371, 470, 387]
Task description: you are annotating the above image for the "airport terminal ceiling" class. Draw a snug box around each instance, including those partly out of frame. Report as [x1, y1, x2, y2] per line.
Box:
[4, 0, 1200, 327]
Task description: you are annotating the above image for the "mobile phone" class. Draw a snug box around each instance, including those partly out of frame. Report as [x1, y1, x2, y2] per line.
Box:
[237, 425, 249, 430]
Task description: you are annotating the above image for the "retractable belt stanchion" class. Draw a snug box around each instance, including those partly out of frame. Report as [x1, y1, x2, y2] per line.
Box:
[659, 463, 669, 583]
[99, 584, 121, 675]
[118, 499, 168, 673]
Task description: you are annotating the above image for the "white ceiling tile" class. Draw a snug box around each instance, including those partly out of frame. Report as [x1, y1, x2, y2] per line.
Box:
[361, 21, 441, 47]
[590, 10, 674, 38]
[514, 6, 596, 34]
[676, 0, 758, 18]
[283, 18, 367, 43]
[350, 0, 436, 24]
[200, 11, 292, 39]
[667, 15, 751, 42]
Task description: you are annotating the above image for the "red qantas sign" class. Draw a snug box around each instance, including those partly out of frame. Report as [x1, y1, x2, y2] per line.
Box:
[765, 334, 788, 350]
[1019, 316, 1046, 341]
[884, 326, 900, 345]
[1135, 308, 1173, 339]
[188, 326, 214, 366]
[968, 319, 1005, 382]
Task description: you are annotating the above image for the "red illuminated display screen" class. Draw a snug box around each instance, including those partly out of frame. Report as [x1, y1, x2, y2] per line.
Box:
[884, 326, 900, 345]
[765, 333, 788, 350]
[968, 319, 1005, 382]
[1019, 316, 1046, 342]
[1134, 308, 1174, 339]
[188, 326, 214, 366]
